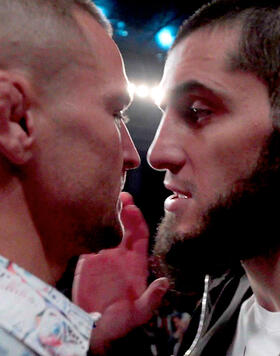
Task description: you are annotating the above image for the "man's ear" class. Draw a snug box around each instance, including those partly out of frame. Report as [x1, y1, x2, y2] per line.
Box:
[0, 72, 34, 165]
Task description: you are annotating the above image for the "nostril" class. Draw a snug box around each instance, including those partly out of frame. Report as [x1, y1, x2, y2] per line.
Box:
[123, 145, 140, 171]
[19, 117, 28, 134]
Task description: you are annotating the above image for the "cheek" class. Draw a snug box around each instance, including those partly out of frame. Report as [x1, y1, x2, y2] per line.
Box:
[200, 123, 271, 195]
[63, 116, 123, 166]
[39, 124, 123, 198]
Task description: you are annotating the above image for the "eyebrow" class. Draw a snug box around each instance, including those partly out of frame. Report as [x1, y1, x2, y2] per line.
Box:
[161, 80, 230, 110]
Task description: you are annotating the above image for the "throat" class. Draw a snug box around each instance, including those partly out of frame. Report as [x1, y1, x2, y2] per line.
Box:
[242, 252, 280, 312]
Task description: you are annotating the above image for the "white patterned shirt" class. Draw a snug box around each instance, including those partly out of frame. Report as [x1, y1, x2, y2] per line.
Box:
[0, 255, 101, 355]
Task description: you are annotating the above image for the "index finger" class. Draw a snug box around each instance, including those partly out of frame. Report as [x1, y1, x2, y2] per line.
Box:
[120, 202, 149, 253]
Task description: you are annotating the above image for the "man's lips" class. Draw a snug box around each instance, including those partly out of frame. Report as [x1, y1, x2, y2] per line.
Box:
[164, 183, 193, 212]
[164, 194, 192, 212]
[170, 193, 189, 199]
[120, 173, 127, 192]
[164, 183, 193, 199]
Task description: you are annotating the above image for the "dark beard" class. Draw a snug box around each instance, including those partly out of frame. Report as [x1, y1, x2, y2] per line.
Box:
[151, 130, 280, 294]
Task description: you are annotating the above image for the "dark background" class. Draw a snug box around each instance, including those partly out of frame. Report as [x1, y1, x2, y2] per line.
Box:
[92, 3, 212, 354]
[96, 1, 209, 239]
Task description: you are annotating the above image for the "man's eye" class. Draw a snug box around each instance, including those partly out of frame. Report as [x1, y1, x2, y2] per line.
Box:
[187, 106, 212, 125]
[114, 112, 130, 128]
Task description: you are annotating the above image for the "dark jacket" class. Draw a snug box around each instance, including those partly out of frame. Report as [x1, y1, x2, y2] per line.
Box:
[177, 269, 252, 356]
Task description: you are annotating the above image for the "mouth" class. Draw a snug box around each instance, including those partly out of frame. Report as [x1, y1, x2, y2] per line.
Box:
[117, 198, 123, 213]
[172, 192, 192, 199]
[164, 183, 193, 212]
[120, 173, 127, 192]
[164, 183, 193, 199]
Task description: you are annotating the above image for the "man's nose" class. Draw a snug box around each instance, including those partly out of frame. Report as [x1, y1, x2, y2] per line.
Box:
[121, 122, 140, 170]
[147, 116, 187, 173]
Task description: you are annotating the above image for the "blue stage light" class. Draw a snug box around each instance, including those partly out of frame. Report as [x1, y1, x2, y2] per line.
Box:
[117, 21, 126, 29]
[117, 30, 128, 37]
[116, 21, 128, 37]
[156, 26, 177, 49]
[97, 5, 109, 18]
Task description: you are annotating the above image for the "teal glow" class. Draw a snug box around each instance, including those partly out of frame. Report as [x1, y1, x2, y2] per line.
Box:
[156, 27, 176, 49]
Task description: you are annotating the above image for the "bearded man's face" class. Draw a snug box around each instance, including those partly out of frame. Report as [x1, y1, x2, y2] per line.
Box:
[152, 130, 280, 293]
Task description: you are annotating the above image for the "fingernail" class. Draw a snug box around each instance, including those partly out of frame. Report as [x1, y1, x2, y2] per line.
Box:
[157, 277, 169, 290]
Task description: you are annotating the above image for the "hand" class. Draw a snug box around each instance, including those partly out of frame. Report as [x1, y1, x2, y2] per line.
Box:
[72, 192, 169, 354]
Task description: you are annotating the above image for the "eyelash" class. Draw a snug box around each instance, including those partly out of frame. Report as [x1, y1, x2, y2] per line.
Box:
[186, 107, 212, 125]
[114, 112, 130, 127]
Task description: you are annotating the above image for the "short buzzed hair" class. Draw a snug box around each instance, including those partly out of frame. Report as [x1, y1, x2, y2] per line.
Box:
[0, 0, 112, 93]
[70, 0, 112, 34]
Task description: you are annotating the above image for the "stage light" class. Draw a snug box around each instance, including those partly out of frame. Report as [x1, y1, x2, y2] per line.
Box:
[155, 26, 176, 50]
[128, 83, 136, 97]
[135, 85, 149, 98]
[117, 21, 126, 29]
[116, 21, 128, 37]
[128, 82, 162, 104]
[117, 29, 128, 37]
[96, 5, 109, 18]
[151, 86, 163, 106]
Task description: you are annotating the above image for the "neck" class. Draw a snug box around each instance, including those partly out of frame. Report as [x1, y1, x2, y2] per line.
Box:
[242, 251, 280, 312]
[0, 176, 60, 286]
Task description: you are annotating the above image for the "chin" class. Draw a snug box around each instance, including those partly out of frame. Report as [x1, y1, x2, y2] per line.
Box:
[164, 210, 204, 237]
[77, 214, 123, 253]
[96, 219, 123, 251]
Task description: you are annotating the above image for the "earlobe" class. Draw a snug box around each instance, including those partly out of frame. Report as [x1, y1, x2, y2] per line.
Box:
[0, 74, 34, 165]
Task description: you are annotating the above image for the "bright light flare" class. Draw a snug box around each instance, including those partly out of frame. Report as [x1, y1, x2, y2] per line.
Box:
[97, 6, 109, 18]
[128, 82, 136, 98]
[127, 82, 162, 105]
[156, 26, 176, 49]
[136, 84, 149, 98]
[151, 86, 163, 106]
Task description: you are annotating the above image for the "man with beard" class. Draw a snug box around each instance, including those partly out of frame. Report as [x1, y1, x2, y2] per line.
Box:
[148, 0, 280, 355]
[0, 0, 168, 355]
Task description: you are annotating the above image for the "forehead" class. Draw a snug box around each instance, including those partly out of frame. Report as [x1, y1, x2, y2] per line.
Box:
[72, 8, 130, 103]
[159, 25, 270, 113]
[161, 26, 240, 93]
